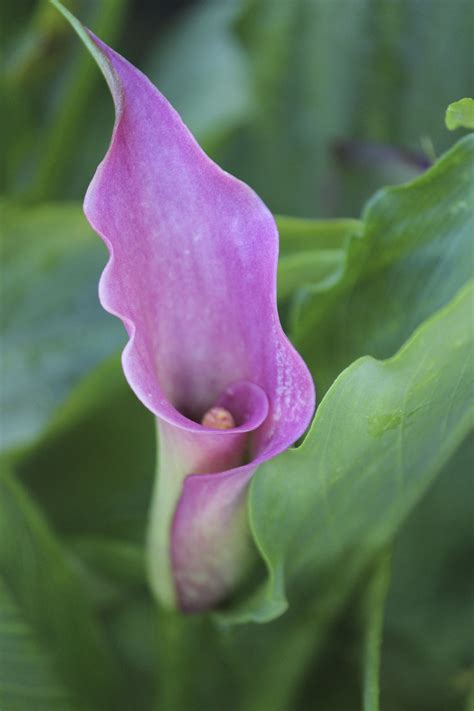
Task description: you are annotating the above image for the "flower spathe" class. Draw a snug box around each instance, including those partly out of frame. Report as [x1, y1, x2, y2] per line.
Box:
[59, 5, 315, 612]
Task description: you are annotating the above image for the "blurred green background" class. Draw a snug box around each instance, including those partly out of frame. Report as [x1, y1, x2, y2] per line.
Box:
[1, 1, 473, 710]
[3, 0, 473, 213]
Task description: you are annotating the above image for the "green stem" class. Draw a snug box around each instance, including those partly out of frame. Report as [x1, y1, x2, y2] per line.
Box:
[362, 550, 392, 711]
[154, 607, 198, 711]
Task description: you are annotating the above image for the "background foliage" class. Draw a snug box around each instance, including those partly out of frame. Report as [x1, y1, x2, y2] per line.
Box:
[1, 1, 473, 710]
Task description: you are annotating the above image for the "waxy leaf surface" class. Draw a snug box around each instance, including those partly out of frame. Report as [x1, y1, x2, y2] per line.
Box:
[243, 282, 473, 621]
[293, 135, 474, 396]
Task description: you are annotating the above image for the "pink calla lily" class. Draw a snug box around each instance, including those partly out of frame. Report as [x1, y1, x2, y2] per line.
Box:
[59, 6, 315, 612]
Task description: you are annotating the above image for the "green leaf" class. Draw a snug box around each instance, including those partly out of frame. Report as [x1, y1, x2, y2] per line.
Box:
[361, 552, 391, 711]
[245, 280, 473, 621]
[0, 202, 124, 454]
[0, 580, 75, 711]
[70, 536, 145, 589]
[16, 355, 154, 543]
[0, 471, 118, 710]
[275, 216, 360, 300]
[445, 98, 474, 131]
[278, 250, 344, 301]
[276, 216, 361, 254]
[294, 135, 474, 397]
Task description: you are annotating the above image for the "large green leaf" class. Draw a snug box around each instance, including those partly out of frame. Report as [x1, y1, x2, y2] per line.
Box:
[0, 471, 119, 710]
[0, 202, 124, 454]
[243, 280, 473, 621]
[294, 134, 474, 397]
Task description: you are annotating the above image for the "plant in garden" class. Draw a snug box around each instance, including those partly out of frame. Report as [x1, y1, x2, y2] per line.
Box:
[1, 1, 473, 709]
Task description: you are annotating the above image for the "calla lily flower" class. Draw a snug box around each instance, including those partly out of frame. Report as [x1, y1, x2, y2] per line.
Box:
[57, 5, 315, 612]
